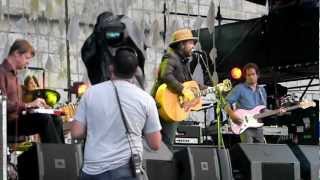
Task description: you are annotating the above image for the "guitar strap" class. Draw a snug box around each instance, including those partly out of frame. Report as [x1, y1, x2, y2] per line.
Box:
[258, 85, 267, 106]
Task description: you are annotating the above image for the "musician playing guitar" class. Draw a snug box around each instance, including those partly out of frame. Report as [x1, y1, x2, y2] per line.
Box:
[224, 63, 286, 143]
[151, 28, 206, 146]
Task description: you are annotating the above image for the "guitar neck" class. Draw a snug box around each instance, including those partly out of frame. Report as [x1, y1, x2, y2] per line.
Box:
[254, 104, 300, 119]
[195, 88, 215, 98]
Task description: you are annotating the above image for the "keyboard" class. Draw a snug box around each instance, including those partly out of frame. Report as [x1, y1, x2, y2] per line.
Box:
[23, 108, 64, 116]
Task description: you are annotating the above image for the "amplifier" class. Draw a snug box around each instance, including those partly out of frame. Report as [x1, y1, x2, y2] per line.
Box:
[174, 125, 202, 144]
[142, 141, 176, 180]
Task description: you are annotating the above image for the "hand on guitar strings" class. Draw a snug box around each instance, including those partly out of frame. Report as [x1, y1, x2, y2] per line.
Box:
[182, 88, 194, 102]
[232, 117, 244, 126]
[229, 113, 244, 125]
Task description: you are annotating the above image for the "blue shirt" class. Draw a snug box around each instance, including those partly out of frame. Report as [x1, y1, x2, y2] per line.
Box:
[226, 83, 267, 110]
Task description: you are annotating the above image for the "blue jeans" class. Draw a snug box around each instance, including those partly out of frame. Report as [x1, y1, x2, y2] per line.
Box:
[80, 164, 140, 180]
[160, 120, 178, 146]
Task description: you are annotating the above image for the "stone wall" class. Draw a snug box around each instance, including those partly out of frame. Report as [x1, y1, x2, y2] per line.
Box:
[1, 0, 317, 103]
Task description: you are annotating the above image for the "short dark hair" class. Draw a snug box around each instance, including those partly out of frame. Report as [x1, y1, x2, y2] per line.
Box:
[8, 39, 35, 57]
[112, 47, 138, 79]
[243, 63, 260, 77]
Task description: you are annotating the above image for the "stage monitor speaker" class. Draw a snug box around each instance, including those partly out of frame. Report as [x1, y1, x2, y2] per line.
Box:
[217, 149, 233, 180]
[142, 141, 176, 180]
[18, 143, 83, 180]
[174, 146, 221, 180]
[143, 159, 177, 180]
[289, 145, 320, 180]
[143, 140, 172, 160]
[231, 143, 300, 180]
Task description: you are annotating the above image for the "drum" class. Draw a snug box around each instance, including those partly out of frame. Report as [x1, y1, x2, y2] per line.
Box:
[31, 89, 60, 107]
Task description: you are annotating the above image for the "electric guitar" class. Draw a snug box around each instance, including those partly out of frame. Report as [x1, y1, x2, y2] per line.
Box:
[230, 100, 316, 134]
[155, 79, 231, 123]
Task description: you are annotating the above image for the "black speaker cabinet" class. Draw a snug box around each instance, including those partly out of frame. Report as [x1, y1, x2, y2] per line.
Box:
[18, 143, 83, 180]
[174, 146, 221, 180]
[231, 143, 300, 180]
[289, 145, 320, 180]
[143, 141, 172, 160]
[216, 149, 233, 180]
[143, 159, 177, 180]
[142, 141, 176, 180]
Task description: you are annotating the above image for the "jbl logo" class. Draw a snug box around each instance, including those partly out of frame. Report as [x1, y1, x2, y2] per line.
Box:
[54, 159, 66, 169]
[200, 162, 209, 171]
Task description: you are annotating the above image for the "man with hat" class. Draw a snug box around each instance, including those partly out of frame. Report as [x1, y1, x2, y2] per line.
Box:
[151, 28, 206, 146]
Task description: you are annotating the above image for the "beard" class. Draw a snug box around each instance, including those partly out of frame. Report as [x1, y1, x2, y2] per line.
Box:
[184, 49, 192, 57]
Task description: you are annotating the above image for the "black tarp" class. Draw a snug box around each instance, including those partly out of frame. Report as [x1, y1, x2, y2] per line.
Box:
[198, 2, 319, 83]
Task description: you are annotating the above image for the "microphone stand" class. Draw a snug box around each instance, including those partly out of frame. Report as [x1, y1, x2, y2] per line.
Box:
[193, 51, 225, 149]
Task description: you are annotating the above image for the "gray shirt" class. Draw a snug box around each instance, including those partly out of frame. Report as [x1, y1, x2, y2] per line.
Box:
[74, 80, 161, 175]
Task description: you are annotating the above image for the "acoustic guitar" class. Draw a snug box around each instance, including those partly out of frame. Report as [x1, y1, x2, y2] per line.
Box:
[155, 80, 231, 123]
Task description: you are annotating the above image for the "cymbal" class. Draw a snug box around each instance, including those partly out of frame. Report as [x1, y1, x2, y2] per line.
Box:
[31, 89, 60, 106]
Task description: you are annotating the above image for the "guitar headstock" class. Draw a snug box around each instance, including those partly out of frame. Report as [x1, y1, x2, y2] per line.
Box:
[299, 99, 316, 109]
[216, 79, 232, 93]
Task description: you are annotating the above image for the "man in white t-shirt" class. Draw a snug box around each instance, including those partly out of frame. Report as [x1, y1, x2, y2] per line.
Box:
[71, 47, 162, 180]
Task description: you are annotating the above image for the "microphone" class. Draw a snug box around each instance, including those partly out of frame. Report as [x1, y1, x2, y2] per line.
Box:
[28, 66, 45, 71]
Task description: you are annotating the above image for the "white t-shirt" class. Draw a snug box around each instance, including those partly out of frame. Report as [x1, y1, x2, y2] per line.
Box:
[74, 80, 161, 175]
